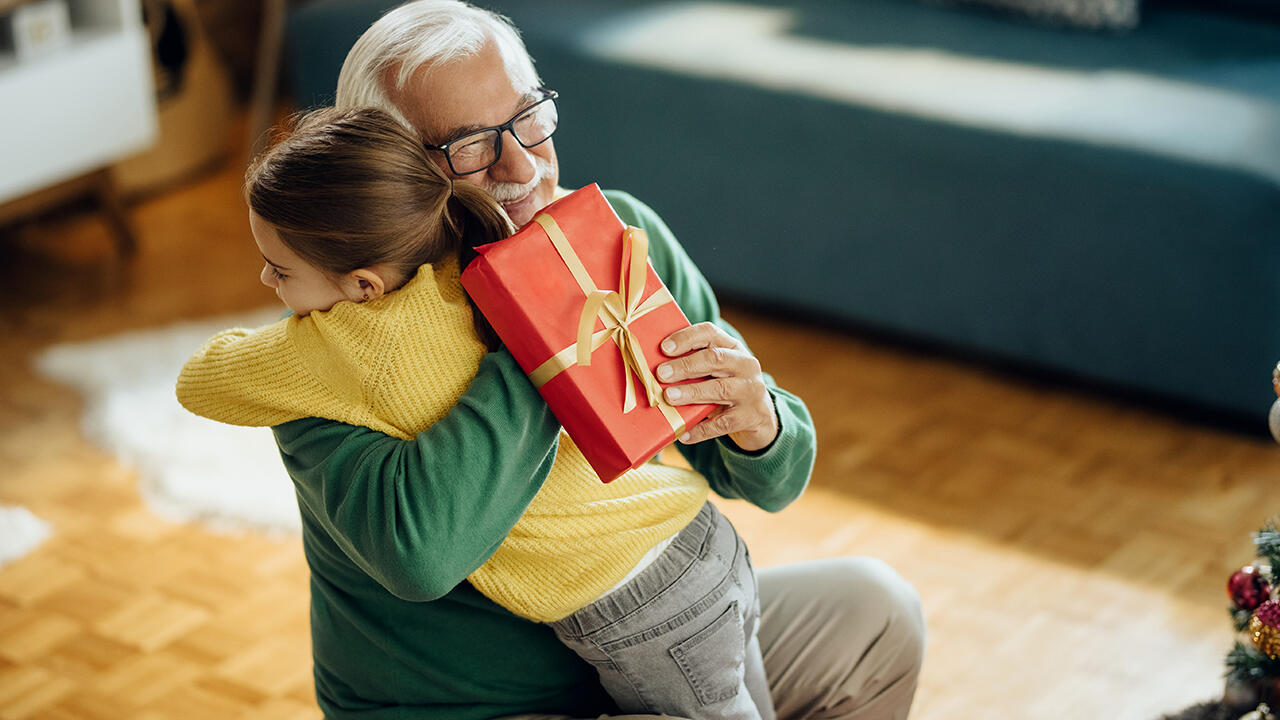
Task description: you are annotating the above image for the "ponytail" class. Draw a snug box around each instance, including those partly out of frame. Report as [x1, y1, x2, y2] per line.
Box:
[247, 106, 515, 351]
[448, 180, 514, 351]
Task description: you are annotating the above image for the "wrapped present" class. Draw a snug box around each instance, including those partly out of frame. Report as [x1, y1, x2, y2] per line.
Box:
[461, 184, 716, 482]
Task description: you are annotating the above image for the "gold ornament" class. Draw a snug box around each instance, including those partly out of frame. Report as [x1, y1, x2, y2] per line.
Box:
[1251, 616, 1280, 658]
[1251, 601, 1280, 658]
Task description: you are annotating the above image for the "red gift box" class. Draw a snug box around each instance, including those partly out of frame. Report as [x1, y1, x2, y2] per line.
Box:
[460, 184, 716, 482]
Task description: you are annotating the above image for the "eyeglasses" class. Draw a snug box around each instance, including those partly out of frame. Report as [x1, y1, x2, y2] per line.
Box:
[427, 88, 559, 176]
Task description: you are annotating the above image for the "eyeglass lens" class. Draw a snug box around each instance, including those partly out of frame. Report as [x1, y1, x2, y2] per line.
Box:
[448, 98, 558, 175]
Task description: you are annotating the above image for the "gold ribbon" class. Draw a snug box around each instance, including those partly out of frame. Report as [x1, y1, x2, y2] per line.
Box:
[527, 213, 686, 434]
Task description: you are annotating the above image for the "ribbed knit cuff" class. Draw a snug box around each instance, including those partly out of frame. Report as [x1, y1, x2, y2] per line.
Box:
[714, 390, 811, 512]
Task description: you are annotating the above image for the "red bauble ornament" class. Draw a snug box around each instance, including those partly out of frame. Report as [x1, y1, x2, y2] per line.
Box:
[1250, 600, 1280, 658]
[1230, 566, 1272, 611]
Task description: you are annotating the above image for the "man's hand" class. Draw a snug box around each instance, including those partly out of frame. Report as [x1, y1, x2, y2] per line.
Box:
[655, 323, 779, 452]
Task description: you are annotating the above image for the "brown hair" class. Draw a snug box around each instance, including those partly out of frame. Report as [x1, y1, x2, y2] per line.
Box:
[245, 106, 511, 348]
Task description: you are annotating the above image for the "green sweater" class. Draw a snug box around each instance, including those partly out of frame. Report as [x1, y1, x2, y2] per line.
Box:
[272, 190, 817, 719]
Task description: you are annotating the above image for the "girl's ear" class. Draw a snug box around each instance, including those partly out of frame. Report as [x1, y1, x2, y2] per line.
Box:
[341, 268, 389, 303]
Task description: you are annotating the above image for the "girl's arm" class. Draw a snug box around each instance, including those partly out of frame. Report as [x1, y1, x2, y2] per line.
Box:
[272, 348, 560, 601]
[605, 190, 818, 512]
[177, 321, 316, 428]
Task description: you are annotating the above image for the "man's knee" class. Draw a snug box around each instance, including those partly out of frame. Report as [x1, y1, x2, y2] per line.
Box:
[757, 557, 923, 718]
[761, 556, 924, 674]
[826, 557, 925, 668]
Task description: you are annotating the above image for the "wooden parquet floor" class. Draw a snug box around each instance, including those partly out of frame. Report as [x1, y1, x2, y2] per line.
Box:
[2, 139, 1279, 719]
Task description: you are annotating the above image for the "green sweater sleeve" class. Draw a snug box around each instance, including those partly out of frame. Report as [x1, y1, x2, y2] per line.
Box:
[604, 189, 817, 512]
[271, 349, 560, 601]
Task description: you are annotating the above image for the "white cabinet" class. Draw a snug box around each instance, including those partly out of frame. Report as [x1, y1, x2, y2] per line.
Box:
[0, 0, 156, 204]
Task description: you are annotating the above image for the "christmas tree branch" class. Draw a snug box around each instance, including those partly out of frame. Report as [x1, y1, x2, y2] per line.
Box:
[1238, 607, 1258, 633]
[1227, 641, 1280, 684]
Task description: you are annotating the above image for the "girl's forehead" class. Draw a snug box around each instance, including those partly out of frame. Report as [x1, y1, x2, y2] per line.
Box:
[248, 211, 303, 269]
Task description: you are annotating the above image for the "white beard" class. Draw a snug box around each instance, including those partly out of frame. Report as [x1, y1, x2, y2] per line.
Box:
[483, 156, 557, 205]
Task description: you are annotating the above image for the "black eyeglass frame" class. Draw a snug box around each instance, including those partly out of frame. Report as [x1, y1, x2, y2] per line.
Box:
[426, 88, 559, 176]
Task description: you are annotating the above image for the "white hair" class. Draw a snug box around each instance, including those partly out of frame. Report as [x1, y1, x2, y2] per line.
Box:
[335, 0, 540, 131]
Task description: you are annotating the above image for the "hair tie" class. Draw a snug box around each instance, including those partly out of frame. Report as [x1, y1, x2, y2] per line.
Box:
[448, 178, 455, 197]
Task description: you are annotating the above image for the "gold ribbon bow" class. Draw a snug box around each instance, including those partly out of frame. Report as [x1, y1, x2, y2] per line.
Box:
[527, 213, 685, 432]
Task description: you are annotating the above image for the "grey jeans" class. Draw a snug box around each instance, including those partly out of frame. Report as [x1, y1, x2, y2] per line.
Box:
[548, 502, 773, 720]
[504, 539, 925, 720]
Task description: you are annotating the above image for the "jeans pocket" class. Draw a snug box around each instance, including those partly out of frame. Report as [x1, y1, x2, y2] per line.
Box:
[668, 600, 746, 706]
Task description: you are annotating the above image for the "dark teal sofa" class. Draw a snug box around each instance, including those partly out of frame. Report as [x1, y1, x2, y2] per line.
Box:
[287, 0, 1280, 423]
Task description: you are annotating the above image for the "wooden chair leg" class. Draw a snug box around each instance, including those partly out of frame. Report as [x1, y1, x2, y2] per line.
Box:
[92, 168, 138, 260]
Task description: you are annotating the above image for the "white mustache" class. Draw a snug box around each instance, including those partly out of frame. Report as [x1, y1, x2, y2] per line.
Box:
[484, 157, 556, 203]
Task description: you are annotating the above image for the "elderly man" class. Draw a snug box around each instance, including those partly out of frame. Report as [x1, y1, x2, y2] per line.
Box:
[268, 1, 924, 718]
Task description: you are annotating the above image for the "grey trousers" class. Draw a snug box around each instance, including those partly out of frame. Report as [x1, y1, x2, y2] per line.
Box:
[548, 502, 773, 720]
[505, 529, 926, 720]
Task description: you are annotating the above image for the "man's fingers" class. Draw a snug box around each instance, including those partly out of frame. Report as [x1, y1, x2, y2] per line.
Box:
[657, 344, 760, 384]
[679, 406, 758, 444]
[660, 322, 739, 357]
[655, 321, 779, 450]
[664, 376, 762, 406]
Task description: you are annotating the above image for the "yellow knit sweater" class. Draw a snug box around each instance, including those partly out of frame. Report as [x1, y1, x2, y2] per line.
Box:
[177, 258, 708, 622]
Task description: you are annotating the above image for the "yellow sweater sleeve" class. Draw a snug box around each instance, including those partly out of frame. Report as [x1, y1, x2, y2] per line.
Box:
[175, 319, 315, 428]
[175, 316, 419, 438]
[175, 263, 483, 441]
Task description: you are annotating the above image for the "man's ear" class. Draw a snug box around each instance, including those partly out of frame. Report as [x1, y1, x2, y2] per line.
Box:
[341, 268, 389, 302]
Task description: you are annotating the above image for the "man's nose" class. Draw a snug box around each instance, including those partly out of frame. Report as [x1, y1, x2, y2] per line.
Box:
[488, 130, 537, 184]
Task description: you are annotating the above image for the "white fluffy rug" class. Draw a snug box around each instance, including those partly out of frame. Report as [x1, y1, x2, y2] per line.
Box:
[34, 309, 303, 534]
[0, 504, 52, 567]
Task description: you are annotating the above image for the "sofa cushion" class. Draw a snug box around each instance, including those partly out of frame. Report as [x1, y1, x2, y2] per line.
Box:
[940, 0, 1141, 29]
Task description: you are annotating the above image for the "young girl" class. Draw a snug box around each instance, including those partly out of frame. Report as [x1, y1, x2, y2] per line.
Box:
[177, 107, 772, 720]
